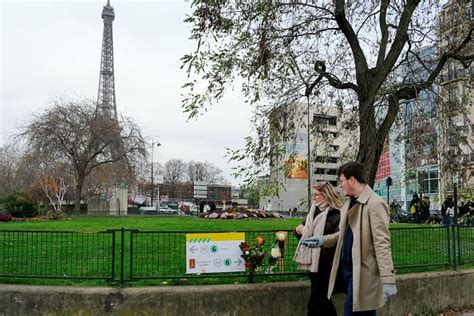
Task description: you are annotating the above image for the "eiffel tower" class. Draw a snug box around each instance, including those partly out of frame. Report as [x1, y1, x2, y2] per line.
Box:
[97, 0, 117, 119]
[94, 0, 131, 215]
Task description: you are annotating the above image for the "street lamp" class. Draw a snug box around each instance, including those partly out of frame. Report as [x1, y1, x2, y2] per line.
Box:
[151, 141, 161, 209]
[307, 100, 312, 209]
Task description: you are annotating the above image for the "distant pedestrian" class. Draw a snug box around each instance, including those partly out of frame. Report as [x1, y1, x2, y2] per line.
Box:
[441, 195, 454, 217]
[389, 199, 401, 221]
[441, 195, 454, 225]
[199, 202, 205, 214]
[209, 201, 216, 212]
[420, 195, 430, 222]
[410, 193, 422, 223]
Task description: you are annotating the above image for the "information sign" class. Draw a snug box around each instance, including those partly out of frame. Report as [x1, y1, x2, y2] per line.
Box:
[186, 232, 245, 274]
[193, 181, 208, 199]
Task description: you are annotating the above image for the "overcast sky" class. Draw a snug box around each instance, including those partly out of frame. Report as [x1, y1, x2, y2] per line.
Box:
[0, 0, 254, 186]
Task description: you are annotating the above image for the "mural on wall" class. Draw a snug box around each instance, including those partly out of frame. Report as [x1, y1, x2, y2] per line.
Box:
[285, 133, 308, 179]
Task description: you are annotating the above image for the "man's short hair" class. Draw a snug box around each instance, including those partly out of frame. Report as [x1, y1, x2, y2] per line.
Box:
[337, 161, 367, 184]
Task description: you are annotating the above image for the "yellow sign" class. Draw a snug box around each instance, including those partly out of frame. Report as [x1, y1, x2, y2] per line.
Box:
[186, 232, 245, 274]
[186, 232, 245, 242]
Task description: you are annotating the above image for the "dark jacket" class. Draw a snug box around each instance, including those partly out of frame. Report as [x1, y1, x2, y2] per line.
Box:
[316, 207, 340, 261]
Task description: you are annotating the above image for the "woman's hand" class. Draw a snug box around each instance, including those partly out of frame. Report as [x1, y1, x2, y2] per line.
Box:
[295, 224, 304, 234]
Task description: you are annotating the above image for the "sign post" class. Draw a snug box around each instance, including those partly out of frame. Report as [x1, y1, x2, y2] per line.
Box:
[193, 181, 208, 199]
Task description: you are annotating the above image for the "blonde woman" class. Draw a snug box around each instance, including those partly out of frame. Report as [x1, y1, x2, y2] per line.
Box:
[294, 182, 342, 316]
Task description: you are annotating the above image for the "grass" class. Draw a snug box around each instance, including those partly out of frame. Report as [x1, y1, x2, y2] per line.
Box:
[0, 216, 473, 287]
[0, 215, 302, 232]
[0, 215, 305, 286]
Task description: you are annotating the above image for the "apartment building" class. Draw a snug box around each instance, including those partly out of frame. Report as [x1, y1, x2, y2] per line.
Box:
[259, 103, 351, 212]
[373, 0, 473, 209]
[437, 0, 474, 194]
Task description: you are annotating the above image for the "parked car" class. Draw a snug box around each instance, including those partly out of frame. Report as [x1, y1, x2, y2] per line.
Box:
[139, 205, 158, 215]
[158, 207, 179, 215]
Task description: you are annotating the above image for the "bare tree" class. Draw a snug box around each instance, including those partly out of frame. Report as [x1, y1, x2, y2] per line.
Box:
[0, 142, 22, 196]
[182, 0, 473, 186]
[20, 98, 146, 213]
[187, 160, 224, 183]
[34, 174, 69, 212]
[163, 159, 187, 197]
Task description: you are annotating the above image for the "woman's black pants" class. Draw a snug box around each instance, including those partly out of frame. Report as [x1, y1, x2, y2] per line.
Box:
[307, 261, 337, 316]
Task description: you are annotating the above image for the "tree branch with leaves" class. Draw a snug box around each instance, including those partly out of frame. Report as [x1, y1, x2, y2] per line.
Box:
[183, 0, 473, 187]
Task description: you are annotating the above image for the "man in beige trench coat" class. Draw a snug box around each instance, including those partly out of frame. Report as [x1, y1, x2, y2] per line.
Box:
[302, 161, 398, 315]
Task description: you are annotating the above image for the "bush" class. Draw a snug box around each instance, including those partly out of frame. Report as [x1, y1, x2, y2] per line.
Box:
[46, 211, 68, 220]
[0, 192, 38, 218]
[0, 214, 13, 222]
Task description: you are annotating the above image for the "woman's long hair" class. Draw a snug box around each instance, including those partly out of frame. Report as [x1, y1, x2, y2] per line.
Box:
[313, 182, 342, 209]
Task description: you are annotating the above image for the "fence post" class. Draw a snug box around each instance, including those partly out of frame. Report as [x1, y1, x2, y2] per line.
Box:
[129, 229, 138, 281]
[457, 225, 462, 265]
[111, 230, 116, 282]
[120, 227, 125, 287]
[452, 184, 458, 270]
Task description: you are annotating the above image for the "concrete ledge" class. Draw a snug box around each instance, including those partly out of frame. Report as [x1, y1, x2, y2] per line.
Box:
[0, 269, 473, 316]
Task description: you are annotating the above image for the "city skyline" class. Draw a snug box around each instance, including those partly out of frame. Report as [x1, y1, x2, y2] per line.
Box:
[0, 0, 253, 186]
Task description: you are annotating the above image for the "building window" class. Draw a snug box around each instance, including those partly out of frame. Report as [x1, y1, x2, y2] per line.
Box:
[408, 167, 439, 196]
[316, 156, 338, 163]
[313, 114, 337, 126]
[314, 168, 337, 175]
[329, 145, 340, 152]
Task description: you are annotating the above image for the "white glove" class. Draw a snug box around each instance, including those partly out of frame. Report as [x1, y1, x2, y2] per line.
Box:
[383, 283, 398, 303]
[301, 236, 324, 248]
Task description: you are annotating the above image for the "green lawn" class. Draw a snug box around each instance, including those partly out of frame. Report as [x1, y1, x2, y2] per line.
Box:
[0, 215, 302, 232]
[0, 216, 472, 286]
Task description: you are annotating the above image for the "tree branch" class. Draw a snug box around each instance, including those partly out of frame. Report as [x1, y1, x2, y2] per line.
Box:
[334, 0, 369, 82]
[377, 94, 400, 141]
[372, 0, 421, 96]
[396, 26, 473, 100]
[376, 0, 390, 68]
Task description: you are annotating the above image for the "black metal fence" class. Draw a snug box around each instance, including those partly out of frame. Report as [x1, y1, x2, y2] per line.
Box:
[0, 230, 115, 280]
[0, 225, 473, 286]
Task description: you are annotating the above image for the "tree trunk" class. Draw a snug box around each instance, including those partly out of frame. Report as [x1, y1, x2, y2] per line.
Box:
[74, 175, 84, 214]
[357, 136, 384, 188]
[356, 100, 386, 188]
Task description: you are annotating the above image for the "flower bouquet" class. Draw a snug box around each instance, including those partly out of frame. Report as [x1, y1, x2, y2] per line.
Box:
[267, 231, 287, 273]
[239, 236, 265, 283]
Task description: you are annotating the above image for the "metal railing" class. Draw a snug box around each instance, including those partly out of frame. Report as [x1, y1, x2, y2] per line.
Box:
[0, 230, 114, 280]
[0, 225, 473, 286]
[127, 229, 302, 283]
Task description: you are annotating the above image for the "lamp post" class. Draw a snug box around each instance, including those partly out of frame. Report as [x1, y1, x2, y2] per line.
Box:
[307, 101, 312, 209]
[151, 141, 161, 209]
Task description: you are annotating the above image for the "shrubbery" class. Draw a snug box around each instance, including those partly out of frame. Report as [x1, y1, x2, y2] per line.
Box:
[0, 214, 13, 222]
[0, 192, 38, 218]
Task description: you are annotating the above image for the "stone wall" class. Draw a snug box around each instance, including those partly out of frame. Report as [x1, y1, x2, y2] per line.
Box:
[0, 269, 473, 316]
[87, 199, 111, 216]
